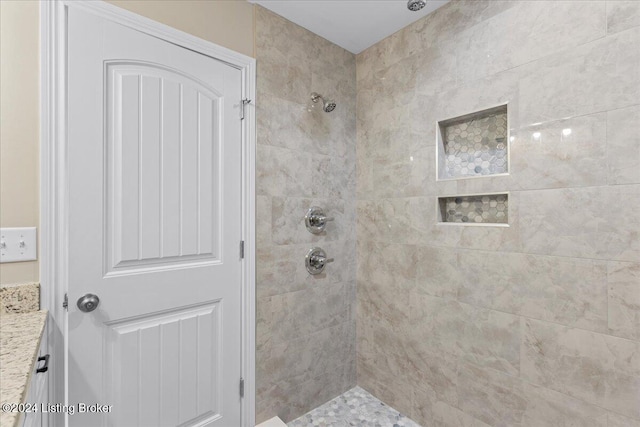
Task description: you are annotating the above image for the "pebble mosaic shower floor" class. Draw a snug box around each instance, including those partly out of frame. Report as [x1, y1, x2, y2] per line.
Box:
[287, 386, 421, 427]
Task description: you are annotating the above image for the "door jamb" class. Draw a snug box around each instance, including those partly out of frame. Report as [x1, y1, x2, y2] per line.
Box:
[40, 2, 256, 425]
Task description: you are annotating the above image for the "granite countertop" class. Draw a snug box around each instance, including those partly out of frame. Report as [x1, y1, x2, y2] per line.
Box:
[0, 310, 48, 427]
[0, 284, 40, 315]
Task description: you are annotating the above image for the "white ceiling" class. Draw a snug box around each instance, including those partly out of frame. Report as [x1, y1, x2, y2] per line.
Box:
[248, 0, 449, 54]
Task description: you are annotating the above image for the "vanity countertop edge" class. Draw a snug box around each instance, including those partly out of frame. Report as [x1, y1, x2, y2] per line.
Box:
[0, 310, 48, 427]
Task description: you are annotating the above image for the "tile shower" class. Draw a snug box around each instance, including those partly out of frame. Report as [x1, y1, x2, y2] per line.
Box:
[256, 1, 640, 426]
[255, 6, 357, 423]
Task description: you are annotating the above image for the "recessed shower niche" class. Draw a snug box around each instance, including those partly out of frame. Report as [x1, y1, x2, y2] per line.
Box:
[437, 104, 509, 180]
[438, 193, 509, 225]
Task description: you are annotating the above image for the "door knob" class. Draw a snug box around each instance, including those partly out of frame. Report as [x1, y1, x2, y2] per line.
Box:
[305, 247, 334, 275]
[305, 206, 334, 234]
[77, 293, 100, 313]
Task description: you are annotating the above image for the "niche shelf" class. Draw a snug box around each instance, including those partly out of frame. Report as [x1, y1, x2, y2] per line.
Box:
[437, 104, 509, 180]
[438, 193, 508, 225]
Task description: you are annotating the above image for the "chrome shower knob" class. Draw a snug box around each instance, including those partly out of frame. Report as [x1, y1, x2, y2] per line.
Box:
[305, 247, 334, 275]
[305, 207, 334, 234]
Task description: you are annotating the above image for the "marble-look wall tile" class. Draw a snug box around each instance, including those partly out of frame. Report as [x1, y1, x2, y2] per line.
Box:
[257, 245, 306, 299]
[372, 149, 434, 199]
[260, 322, 354, 392]
[357, 356, 414, 418]
[256, 295, 273, 353]
[608, 261, 640, 341]
[430, 66, 522, 130]
[608, 412, 640, 427]
[521, 318, 640, 419]
[358, 122, 433, 165]
[414, 245, 462, 299]
[357, 277, 411, 338]
[607, 105, 640, 185]
[256, 95, 350, 159]
[258, 361, 353, 423]
[257, 145, 356, 200]
[457, 1, 605, 84]
[257, 57, 310, 106]
[455, 192, 522, 253]
[368, 43, 457, 108]
[456, 362, 526, 427]
[355, 154, 374, 200]
[362, 198, 433, 245]
[256, 195, 272, 247]
[458, 362, 609, 427]
[356, 0, 515, 78]
[430, 401, 492, 427]
[355, 200, 380, 244]
[509, 112, 608, 190]
[607, 1, 640, 34]
[519, 27, 640, 126]
[408, 348, 459, 413]
[256, 144, 312, 198]
[368, 321, 415, 385]
[256, 5, 356, 423]
[518, 185, 640, 262]
[269, 281, 350, 342]
[303, 363, 357, 411]
[357, 241, 418, 291]
[458, 250, 608, 333]
[257, 240, 355, 299]
[410, 295, 521, 376]
[357, 0, 639, 424]
[270, 197, 345, 245]
[519, 381, 609, 427]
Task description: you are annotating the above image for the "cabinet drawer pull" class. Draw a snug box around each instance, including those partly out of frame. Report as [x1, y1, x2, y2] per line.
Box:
[36, 354, 50, 373]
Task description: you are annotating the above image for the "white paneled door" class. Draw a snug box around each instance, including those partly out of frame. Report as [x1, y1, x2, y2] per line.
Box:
[67, 7, 242, 426]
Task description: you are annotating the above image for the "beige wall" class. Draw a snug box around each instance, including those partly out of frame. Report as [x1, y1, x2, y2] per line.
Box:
[0, 0, 255, 286]
[106, 0, 255, 58]
[0, 0, 40, 285]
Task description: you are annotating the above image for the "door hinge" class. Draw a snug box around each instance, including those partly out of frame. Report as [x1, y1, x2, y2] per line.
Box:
[239, 377, 245, 398]
[62, 293, 68, 311]
[240, 98, 251, 120]
[240, 240, 245, 259]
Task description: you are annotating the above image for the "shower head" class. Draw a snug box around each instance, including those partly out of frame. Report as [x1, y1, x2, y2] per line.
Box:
[311, 92, 336, 113]
[407, 0, 426, 11]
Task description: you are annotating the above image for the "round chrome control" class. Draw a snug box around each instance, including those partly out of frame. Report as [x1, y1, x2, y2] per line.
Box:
[77, 293, 100, 313]
[305, 247, 334, 275]
[304, 207, 334, 234]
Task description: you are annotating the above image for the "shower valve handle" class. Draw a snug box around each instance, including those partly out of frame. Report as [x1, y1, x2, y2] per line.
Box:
[305, 247, 334, 275]
[312, 215, 334, 225]
[305, 207, 334, 234]
[311, 254, 334, 267]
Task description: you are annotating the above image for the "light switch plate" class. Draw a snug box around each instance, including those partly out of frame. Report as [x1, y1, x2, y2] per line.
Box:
[0, 227, 37, 263]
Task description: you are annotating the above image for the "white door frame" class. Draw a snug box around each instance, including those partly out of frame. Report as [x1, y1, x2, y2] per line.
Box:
[40, 1, 256, 425]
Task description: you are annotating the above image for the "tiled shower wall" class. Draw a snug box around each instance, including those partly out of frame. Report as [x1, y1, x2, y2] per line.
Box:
[255, 7, 357, 423]
[356, 1, 640, 426]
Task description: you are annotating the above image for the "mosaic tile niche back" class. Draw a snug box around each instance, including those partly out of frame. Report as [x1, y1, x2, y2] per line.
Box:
[439, 105, 508, 179]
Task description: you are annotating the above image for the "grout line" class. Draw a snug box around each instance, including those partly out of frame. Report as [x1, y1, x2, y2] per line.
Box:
[605, 0, 610, 36]
[355, 234, 638, 266]
[454, 358, 635, 422]
[353, 180, 640, 200]
[435, 294, 640, 345]
[265, 319, 355, 346]
[363, 12, 632, 94]
[354, 237, 636, 265]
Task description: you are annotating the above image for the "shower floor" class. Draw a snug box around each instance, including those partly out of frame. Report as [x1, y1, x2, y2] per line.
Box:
[287, 386, 421, 427]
